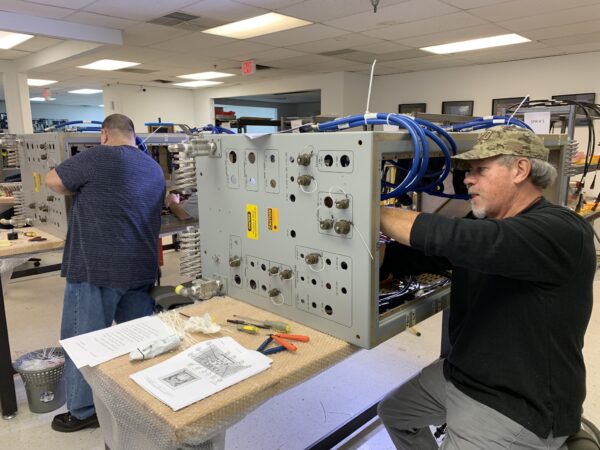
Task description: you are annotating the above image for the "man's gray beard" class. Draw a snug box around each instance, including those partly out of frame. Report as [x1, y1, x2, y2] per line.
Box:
[471, 203, 486, 219]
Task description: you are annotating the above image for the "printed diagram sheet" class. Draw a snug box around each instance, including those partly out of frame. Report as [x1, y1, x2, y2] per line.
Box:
[130, 336, 272, 411]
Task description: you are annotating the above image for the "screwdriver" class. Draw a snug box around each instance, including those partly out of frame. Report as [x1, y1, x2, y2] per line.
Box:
[227, 319, 269, 329]
[234, 315, 291, 333]
[225, 323, 261, 334]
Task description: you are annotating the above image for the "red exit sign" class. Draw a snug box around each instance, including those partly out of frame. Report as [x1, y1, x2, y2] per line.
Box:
[242, 60, 256, 76]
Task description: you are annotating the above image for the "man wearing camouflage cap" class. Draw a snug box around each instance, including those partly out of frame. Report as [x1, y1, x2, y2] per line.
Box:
[378, 126, 594, 449]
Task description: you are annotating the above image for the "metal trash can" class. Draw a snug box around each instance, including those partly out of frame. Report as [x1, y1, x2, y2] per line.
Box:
[13, 347, 66, 413]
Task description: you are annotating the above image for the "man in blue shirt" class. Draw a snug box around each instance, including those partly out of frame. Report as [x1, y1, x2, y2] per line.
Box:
[45, 113, 165, 432]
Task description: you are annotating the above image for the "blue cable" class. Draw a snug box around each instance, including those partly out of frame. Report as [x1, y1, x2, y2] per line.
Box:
[445, 115, 532, 132]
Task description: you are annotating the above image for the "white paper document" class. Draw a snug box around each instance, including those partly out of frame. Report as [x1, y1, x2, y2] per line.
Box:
[60, 316, 173, 368]
[130, 336, 272, 411]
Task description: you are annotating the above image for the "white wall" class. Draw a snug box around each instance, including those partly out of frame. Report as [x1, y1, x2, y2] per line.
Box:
[371, 52, 600, 117]
[0, 101, 103, 121]
[193, 72, 369, 124]
[102, 84, 196, 131]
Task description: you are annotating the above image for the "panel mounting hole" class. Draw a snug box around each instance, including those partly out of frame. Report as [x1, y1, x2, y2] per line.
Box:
[290, 176, 295, 182]
[311, 302, 317, 309]
[341, 261, 348, 270]
[270, 154, 276, 163]
[340, 155, 351, 167]
[249, 279, 257, 290]
[290, 230, 296, 238]
[261, 263, 266, 271]
[234, 275, 241, 285]
[324, 305, 333, 315]
[341, 287, 347, 294]
[324, 196, 333, 208]
[248, 152, 256, 164]
[261, 284, 267, 291]
[290, 194, 296, 203]
[251, 261, 255, 267]
[326, 282, 331, 289]
[228, 151, 237, 163]
[270, 179, 277, 188]
[324, 154, 333, 167]
[311, 279, 317, 285]
[358, 140, 363, 146]
[326, 258, 331, 265]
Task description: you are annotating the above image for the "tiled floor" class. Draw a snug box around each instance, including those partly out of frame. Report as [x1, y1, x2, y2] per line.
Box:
[2, 251, 599, 450]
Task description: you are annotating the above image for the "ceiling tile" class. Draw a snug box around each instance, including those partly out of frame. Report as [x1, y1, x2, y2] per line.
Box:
[267, 54, 335, 68]
[0, 0, 74, 19]
[324, 0, 458, 32]
[148, 32, 233, 52]
[231, 0, 306, 9]
[468, 0, 600, 22]
[541, 31, 600, 47]
[287, 33, 383, 54]
[123, 23, 195, 46]
[192, 41, 275, 58]
[26, 0, 95, 8]
[84, 0, 201, 22]
[440, 0, 512, 8]
[249, 24, 346, 46]
[0, 49, 31, 60]
[352, 41, 413, 54]
[373, 49, 428, 61]
[14, 36, 62, 52]
[277, 0, 411, 22]
[63, 11, 138, 29]
[551, 42, 600, 53]
[363, 11, 486, 40]
[395, 23, 508, 48]
[181, 0, 268, 21]
[238, 47, 307, 63]
[523, 19, 600, 41]
[458, 42, 565, 62]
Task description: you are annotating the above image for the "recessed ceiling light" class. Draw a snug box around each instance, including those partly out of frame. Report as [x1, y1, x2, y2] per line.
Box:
[78, 59, 140, 71]
[173, 80, 223, 88]
[177, 71, 234, 80]
[203, 13, 311, 39]
[30, 97, 56, 102]
[27, 79, 58, 87]
[421, 33, 530, 54]
[0, 31, 34, 49]
[68, 89, 103, 94]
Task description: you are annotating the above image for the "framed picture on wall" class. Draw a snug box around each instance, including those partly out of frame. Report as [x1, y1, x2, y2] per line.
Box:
[551, 93, 598, 121]
[442, 101, 474, 116]
[492, 97, 526, 116]
[398, 103, 426, 114]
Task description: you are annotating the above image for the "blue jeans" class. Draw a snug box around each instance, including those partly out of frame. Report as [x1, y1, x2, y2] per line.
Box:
[60, 281, 155, 419]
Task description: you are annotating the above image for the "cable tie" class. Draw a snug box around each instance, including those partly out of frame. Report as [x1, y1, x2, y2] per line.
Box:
[365, 112, 378, 120]
[337, 123, 350, 130]
[492, 119, 505, 124]
[482, 116, 493, 120]
[386, 113, 393, 125]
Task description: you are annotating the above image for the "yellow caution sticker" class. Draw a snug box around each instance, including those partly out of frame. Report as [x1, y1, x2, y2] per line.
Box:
[38, 173, 43, 190]
[246, 204, 258, 240]
[33, 172, 39, 192]
[267, 207, 279, 232]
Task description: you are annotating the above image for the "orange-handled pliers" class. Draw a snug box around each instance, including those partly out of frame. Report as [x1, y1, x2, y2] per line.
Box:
[257, 333, 310, 355]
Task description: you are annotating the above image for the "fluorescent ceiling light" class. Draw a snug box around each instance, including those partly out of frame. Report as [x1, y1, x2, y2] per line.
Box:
[173, 80, 223, 88]
[177, 71, 234, 80]
[30, 97, 56, 102]
[28, 79, 58, 87]
[203, 13, 311, 39]
[78, 59, 140, 71]
[68, 89, 103, 94]
[99, 104, 104, 107]
[421, 33, 530, 54]
[0, 31, 33, 49]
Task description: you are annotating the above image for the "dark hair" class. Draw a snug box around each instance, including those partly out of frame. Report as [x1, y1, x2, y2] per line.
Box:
[102, 114, 135, 136]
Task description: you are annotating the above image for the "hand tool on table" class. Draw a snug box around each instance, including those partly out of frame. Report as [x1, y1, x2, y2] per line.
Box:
[233, 315, 291, 333]
[256, 333, 310, 355]
[227, 319, 269, 329]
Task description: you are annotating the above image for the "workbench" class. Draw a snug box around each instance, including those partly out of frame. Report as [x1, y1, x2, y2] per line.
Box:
[80, 296, 357, 450]
[0, 227, 64, 419]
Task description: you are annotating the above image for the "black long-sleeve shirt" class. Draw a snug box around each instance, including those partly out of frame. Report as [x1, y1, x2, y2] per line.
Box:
[381, 198, 594, 437]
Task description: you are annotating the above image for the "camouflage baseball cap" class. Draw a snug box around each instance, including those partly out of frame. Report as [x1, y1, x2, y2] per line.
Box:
[452, 125, 549, 168]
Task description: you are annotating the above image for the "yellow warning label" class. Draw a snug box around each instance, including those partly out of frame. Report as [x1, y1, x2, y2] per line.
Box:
[38, 173, 43, 190]
[246, 204, 258, 240]
[33, 172, 39, 192]
[268, 208, 279, 232]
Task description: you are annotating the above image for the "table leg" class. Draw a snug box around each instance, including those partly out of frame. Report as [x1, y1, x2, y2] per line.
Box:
[0, 275, 17, 419]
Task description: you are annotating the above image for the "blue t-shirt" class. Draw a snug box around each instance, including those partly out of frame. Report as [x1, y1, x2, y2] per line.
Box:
[55, 145, 166, 288]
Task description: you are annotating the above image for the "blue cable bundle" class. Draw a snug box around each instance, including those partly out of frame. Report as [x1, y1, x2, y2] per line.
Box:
[44, 120, 103, 132]
[444, 115, 532, 132]
[313, 113, 532, 201]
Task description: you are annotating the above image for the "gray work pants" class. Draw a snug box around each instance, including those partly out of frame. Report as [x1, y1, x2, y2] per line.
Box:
[377, 359, 568, 450]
